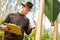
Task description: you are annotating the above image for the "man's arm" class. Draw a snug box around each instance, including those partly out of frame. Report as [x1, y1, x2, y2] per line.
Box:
[24, 24, 34, 35]
[0, 14, 10, 31]
[24, 18, 35, 35]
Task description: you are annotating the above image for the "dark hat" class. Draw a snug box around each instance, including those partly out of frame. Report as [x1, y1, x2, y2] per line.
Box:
[21, 2, 33, 10]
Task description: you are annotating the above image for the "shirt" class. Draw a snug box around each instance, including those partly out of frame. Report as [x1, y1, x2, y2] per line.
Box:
[2, 12, 32, 40]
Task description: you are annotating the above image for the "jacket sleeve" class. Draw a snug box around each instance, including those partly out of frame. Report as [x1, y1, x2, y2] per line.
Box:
[24, 19, 32, 35]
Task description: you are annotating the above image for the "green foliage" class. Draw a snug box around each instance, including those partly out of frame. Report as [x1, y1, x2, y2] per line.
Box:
[0, 18, 4, 24]
[0, 30, 4, 40]
[45, 0, 60, 25]
[57, 34, 60, 40]
[0, 17, 4, 40]
[24, 28, 52, 40]
[42, 29, 52, 40]
[24, 33, 32, 40]
[24, 28, 36, 40]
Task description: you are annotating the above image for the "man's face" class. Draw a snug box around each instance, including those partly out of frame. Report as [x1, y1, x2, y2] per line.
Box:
[22, 5, 30, 15]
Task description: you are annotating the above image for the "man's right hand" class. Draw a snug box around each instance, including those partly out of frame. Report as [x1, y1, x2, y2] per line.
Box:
[2, 26, 9, 32]
[0, 24, 9, 31]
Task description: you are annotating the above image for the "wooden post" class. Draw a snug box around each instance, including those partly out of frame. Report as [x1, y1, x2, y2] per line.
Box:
[35, 0, 45, 40]
[53, 18, 58, 40]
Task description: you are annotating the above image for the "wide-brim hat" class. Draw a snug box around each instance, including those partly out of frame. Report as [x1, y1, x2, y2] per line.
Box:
[21, 2, 33, 10]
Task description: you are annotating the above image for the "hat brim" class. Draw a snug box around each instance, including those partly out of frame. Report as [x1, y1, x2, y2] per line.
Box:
[21, 3, 30, 10]
[21, 3, 26, 7]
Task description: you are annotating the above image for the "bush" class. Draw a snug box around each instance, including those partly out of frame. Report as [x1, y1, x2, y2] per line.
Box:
[24, 29, 52, 40]
[24, 28, 36, 40]
[42, 29, 52, 40]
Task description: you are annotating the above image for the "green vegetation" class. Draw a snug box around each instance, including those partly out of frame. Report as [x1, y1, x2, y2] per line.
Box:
[24, 28, 53, 40]
[42, 29, 52, 40]
[0, 30, 4, 40]
[24, 28, 36, 40]
[0, 18, 4, 24]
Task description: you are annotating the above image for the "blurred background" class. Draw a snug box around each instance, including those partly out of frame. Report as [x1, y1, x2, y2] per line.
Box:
[0, 0, 60, 40]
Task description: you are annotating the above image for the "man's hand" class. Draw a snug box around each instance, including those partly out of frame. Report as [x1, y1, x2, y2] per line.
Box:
[2, 26, 9, 32]
[0, 24, 10, 31]
[29, 24, 35, 30]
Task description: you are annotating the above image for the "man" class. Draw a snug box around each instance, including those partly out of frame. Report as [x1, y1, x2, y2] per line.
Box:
[1, 1, 34, 40]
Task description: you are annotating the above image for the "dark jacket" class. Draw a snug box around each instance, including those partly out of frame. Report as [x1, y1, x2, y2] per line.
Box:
[2, 12, 32, 40]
